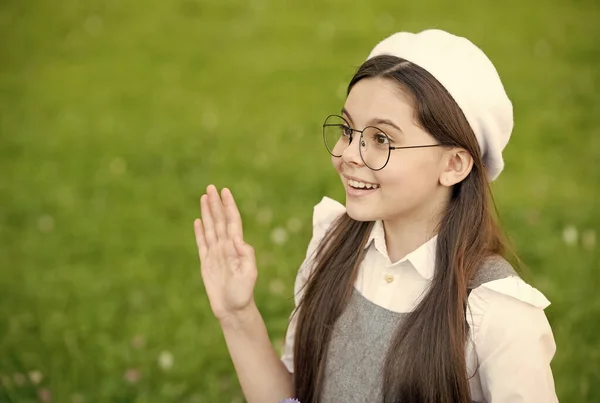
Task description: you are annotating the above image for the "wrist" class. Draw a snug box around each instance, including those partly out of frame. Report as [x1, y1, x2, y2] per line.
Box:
[218, 300, 260, 330]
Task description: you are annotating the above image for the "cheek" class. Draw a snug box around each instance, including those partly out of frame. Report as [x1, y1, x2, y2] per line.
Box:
[332, 156, 342, 171]
[378, 155, 441, 195]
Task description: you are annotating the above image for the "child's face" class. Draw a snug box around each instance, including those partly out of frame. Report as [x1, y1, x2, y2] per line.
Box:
[332, 77, 449, 223]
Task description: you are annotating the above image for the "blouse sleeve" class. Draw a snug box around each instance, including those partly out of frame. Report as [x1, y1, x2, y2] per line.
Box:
[467, 277, 559, 402]
[281, 197, 346, 373]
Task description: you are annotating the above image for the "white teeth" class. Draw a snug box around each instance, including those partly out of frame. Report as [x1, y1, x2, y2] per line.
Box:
[348, 179, 379, 189]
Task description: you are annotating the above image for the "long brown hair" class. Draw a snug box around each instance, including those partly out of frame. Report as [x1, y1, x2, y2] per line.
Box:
[292, 55, 509, 403]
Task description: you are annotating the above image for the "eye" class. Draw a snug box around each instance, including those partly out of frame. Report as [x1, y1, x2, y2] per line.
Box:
[374, 132, 389, 145]
[341, 125, 353, 137]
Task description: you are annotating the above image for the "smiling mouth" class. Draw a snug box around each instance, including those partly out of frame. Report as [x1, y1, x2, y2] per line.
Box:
[346, 178, 380, 190]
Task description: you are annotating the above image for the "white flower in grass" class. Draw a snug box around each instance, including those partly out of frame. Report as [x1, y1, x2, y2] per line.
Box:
[269, 278, 286, 295]
[13, 372, 26, 386]
[218, 375, 232, 391]
[84, 16, 103, 37]
[124, 368, 141, 384]
[260, 252, 275, 267]
[131, 334, 146, 349]
[242, 199, 258, 215]
[37, 388, 52, 403]
[533, 39, 552, 58]
[160, 63, 180, 83]
[109, 157, 127, 175]
[271, 227, 288, 245]
[287, 217, 303, 233]
[202, 110, 218, 130]
[562, 225, 578, 245]
[257, 208, 273, 225]
[376, 12, 394, 32]
[582, 230, 596, 250]
[250, 0, 267, 12]
[38, 215, 55, 233]
[28, 370, 43, 385]
[57, 186, 75, 208]
[158, 350, 174, 371]
[318, 21, 335, 41]
[71, 393, 85, 403]
[254, 152, 269, 168]
[99, 114, 115, 133]
[1, 374, 11, 387]
[524, 209, 541, 225]
[185, 394, 203, 403]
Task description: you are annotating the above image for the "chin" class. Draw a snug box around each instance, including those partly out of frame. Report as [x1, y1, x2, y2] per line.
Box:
[345, 204, 377, 222]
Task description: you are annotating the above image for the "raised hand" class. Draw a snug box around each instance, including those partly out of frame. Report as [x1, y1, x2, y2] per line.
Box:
[194, 185, 258, 323]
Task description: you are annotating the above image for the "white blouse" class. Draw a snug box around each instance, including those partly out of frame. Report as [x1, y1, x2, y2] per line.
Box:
[282, 197, 558, 402]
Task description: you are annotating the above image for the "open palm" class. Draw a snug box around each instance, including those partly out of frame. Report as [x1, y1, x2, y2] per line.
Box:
[193, 185, 257, 322]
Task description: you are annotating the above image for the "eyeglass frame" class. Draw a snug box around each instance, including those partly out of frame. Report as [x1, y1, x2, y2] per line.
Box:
[322, 114, 441, 171]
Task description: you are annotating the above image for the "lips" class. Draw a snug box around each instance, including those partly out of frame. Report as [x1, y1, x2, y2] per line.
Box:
[343, 175, 380, 198]
[345, 182, 379, 197]
[343, 174, 380, 189]
[347, 179, 380, 190]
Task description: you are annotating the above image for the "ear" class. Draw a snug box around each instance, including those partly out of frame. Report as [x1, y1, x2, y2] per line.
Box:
[439, 148, 474, 187]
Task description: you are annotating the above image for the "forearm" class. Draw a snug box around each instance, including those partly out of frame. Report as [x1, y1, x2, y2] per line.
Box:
[220, 302, 294, 403]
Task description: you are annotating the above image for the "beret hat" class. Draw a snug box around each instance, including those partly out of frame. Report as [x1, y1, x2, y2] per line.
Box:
[367, 29, 513, 181]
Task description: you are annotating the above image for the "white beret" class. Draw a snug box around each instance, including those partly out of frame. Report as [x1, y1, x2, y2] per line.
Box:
[367, 29, 513, 181]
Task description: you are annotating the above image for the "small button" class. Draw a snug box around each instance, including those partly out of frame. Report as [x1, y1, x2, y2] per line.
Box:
[384, 274, 394, 283]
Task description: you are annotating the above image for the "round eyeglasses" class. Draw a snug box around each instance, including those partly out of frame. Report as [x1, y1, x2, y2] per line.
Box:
[323, 114, 441, 171]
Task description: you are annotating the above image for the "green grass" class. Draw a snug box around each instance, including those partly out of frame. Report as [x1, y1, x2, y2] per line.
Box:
[1, 0, 599, 401]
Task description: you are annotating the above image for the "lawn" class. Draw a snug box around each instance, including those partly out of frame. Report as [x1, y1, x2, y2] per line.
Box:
[0, 0, 598, 401]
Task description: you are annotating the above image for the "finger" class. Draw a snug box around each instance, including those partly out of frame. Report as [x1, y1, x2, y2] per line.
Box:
[221, 188, 243, 241]
[200, 194, 217, 246]
[193, 218, 208, 259]
[224, 239, 241, 272]
[207, 185, 228, 241]
[222, 236, 239, 261]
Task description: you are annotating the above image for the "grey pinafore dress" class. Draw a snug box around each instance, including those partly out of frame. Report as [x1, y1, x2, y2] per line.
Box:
[320, 256, 517, 402]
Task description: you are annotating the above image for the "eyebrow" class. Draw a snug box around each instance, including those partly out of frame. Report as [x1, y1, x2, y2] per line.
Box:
[341, 108, 404, 133]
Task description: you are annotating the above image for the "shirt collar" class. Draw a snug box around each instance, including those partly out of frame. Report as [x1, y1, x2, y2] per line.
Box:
[364, 220, 437, 280]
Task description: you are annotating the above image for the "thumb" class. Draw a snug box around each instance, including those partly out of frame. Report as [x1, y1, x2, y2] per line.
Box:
[233, 236, 254, 258]
[234, 236, 255, 259]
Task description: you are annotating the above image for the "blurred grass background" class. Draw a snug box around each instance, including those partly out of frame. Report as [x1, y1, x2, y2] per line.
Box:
[1, 0, 598, 401]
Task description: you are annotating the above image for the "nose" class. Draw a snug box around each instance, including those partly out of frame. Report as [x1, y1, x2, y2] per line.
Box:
[341, 133, 364, 167]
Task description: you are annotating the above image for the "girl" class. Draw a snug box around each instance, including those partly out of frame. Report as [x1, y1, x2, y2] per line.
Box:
[193, 29, 558, 403]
